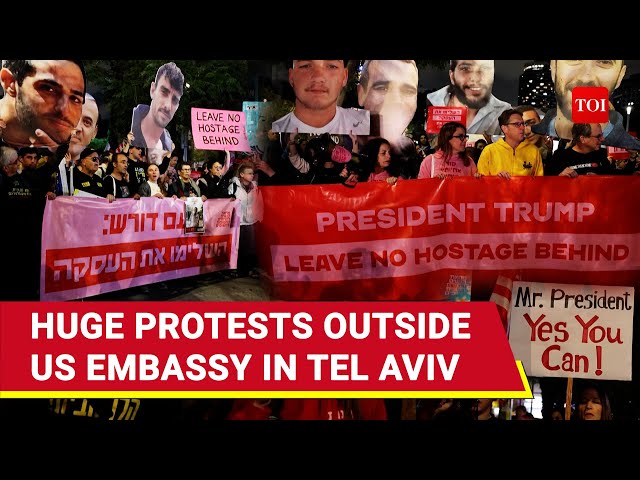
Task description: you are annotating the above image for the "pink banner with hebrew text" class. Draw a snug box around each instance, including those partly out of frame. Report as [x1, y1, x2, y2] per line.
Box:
[40, 196, 240, 301]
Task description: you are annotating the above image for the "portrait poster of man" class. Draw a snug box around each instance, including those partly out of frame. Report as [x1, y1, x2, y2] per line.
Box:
[426, 60, 512, 136]
[357, 60, 419, 157]
[531, 60, 640, 150]
[0, 60, 86, 149]
[130, 62, 185, 150]
[271, 60, 370, 135]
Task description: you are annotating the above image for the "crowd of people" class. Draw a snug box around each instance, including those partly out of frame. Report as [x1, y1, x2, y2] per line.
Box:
[1, 59, 638, 423]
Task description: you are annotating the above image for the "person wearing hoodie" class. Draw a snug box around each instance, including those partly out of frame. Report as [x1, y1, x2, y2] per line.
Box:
[477, 109, 543, 178]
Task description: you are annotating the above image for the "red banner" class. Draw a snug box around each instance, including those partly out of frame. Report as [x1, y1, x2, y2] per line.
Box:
[0, 301, 529, 398]
[257, 177, 640, 301]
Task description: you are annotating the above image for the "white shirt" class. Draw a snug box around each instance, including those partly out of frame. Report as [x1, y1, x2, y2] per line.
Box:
[272, 107, 370, 135]
[148, 181, 161, 196]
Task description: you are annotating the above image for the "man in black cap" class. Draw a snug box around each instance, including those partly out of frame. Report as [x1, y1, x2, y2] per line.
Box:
[73, 147, 108, 197]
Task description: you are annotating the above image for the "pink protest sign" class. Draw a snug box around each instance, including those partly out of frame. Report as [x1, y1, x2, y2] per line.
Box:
[191, 108, 250, 151]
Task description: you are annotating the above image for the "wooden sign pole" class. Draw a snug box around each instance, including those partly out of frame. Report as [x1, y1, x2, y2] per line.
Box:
[565, 377, 573, 420]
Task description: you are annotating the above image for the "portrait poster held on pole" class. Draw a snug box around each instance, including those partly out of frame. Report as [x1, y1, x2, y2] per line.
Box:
[129, 62, 184, 151]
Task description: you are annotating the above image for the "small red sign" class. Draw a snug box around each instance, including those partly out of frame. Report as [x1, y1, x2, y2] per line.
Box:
[426, 106, 467, 134]
[571, 86, 609, 123]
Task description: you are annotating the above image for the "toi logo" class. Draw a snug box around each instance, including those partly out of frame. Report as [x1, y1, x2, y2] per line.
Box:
[572, 86, 609, 123]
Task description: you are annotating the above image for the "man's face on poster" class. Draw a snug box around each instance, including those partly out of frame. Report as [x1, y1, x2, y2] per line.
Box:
[449, 60, 494, 110]
[10, 60, 85, 146]
[149, 73, 182, 129]
[552, 60, 626, 120]
[358, 60, 418, 139]
[70, 94, 99, 150]
[289, 60, 348, 112]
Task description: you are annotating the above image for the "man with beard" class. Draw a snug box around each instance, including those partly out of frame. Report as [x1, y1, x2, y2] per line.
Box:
[427, 60, 511, 135]
[0, 60, 86, 148]
[357, 60, 421, 177]
[130, 62, 184, 151]
[532, 60, 640, 150]
[272, 60, 369, 135]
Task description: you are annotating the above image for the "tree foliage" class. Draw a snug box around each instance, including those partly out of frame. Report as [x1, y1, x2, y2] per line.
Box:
[83, 59, 448, 155]
[84, 60, 249, 149]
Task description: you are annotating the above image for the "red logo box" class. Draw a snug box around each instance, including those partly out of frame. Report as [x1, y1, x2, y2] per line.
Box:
[571, 86, 609, 123]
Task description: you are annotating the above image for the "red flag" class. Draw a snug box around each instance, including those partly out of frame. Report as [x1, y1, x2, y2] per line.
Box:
[489, 271, 521, 333]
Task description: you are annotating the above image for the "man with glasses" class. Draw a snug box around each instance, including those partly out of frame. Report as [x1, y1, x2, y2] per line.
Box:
[515, 105, 553, 165]
[72, 148, 108, 197]
[546, 123, 615, 177]
[477, 109, 543, 178]
[532, 60, 640, 150]
[168, 162, 207, 201]
[427, 60, 512, 135]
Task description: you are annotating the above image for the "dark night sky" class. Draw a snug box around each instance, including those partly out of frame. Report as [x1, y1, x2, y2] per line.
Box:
[420, 60, 640, 106]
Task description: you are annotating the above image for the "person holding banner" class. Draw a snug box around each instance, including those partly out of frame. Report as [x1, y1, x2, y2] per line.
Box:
[547, 123, 616, 177]
[72, 148, 108, 197]
[417, 121, 480, 179]
[477, 109, 543, 178]
[138, 163, 169, 198]
[168, 162, 206, 201]
[362, 137, 400, 185]
[271, 60, 369, 135]
[104, 152, 137, 200]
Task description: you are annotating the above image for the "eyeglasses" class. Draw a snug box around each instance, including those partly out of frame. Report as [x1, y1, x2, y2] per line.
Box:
[89, 156, 100, 162]
[507, 122, 526, 128]
[451, 134, 469, 140]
